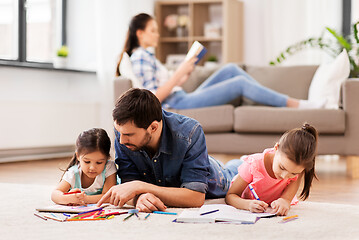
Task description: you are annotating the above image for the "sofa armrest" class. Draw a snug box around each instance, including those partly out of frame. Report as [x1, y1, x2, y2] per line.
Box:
[342, 78, 359, 155]
[114, 77, 133, 102]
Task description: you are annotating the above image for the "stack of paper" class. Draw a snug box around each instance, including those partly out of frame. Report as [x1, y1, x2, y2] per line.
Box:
[175, 204, 276, 224]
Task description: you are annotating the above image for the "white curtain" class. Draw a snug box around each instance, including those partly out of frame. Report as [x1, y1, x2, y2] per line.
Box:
[242, 0, 342, 66]
[94, 0, 154, 137]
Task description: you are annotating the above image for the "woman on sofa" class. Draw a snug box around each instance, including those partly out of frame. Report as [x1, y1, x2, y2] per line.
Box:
[116, 13, 325, 110]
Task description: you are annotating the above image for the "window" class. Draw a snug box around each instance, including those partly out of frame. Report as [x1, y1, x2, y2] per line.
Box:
[0, 0, 64, 66]
[0, 0, 18, 60]
[26, 0, 55, 62]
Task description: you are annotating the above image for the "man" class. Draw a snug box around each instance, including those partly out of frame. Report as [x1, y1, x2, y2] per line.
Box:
[97, 88, 242, 212]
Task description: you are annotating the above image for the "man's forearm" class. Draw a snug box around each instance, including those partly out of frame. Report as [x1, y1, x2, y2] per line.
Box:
[138, 181, 205, 208]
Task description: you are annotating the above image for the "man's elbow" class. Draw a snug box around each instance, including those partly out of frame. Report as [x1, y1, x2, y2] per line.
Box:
[191, 193, 205, 207]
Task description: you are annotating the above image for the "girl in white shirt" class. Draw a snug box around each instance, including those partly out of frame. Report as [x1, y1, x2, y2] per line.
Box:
[51, 128, 117, 205]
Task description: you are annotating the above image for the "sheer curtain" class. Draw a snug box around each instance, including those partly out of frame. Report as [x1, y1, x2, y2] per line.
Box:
[242, 0, 342, 65]
[94, 0, 154, 137]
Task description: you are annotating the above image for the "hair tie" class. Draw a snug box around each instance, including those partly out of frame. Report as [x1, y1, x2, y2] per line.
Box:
[302, 123, 309, 132]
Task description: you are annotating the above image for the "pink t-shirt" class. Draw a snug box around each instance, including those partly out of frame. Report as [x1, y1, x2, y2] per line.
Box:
[236, 148, 298, 205]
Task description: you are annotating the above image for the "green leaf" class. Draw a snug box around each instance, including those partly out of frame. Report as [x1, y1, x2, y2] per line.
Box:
[326, 27, 352, 51]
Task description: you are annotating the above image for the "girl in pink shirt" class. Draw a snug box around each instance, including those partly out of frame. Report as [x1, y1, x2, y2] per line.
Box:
[225, 123, 318, 216]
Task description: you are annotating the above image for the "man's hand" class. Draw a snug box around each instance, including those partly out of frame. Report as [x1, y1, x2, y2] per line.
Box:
[97, 181, 143, 207]
[135, 193, 167, 213]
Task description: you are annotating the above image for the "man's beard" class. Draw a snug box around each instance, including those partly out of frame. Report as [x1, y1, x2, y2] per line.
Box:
[124, 132, 151, 152]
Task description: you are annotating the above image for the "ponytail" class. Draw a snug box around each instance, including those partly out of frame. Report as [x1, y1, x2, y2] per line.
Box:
[115, 13, 153, 77]
[300, 166, 317, 200]
[278, 122, 319, 200]
[60, 153, 79, 181]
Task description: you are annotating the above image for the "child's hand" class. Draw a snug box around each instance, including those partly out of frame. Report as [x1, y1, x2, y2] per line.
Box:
[271, 198, 290, 216]
[248, 200, 268, 213]
[68, 188, 81, 194]
[65, 191, 86, 205]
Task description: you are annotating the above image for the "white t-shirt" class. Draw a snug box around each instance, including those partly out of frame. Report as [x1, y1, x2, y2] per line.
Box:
[62, 160, 117, 194]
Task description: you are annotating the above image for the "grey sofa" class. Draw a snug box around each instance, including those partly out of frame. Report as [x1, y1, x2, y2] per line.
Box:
[114, 64, 359, 178]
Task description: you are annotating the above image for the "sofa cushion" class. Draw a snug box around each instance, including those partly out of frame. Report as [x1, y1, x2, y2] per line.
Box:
[234, 106, 345, 134]
[245, 65, 318, 100]
[170, 105, 234, 133]
[308, 49, 350, 109]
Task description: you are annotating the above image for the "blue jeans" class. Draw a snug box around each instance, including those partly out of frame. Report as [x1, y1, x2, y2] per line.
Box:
[163, 63, 288, 109]
[207, 156, 244, 198]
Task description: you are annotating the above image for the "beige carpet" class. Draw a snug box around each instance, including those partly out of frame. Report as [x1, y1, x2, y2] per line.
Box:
[1, 183, 359, 240]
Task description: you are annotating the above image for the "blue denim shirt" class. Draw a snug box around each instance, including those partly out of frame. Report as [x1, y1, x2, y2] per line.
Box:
[114, 110, 229, 198]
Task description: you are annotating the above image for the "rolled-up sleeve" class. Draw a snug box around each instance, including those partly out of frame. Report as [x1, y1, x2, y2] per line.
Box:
[180, 123, 210, 193]
[181, 182, 208, 193]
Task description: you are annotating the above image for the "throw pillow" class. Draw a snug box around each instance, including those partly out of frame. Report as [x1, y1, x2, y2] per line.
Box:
[308, 49, 350, 109]
[119, 52, 143, 88]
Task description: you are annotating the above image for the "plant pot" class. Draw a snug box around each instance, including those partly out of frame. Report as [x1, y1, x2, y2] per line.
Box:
[53, 57, 67, 68]
[204, 61, 218, 69]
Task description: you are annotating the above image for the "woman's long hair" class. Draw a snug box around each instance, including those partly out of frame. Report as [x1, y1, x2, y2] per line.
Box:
[115, 13, 153, 76]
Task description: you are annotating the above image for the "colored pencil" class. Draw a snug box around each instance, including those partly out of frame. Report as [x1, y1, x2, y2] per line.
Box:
[34, 213, 47, 221]
[283, 215, 298, 220]
[76, 207, 104, 216]
[248, 184, 260, 201]
[144, 213, 151, 220]
[152, 211, 177, 215]
[64, 190, 82, 195]
[123, 213, 134, 221]
[200, 209, 219, 216]
[100, 211, 128, 217]
[43, 215, 65, 222]
[66, 218, 107, 221]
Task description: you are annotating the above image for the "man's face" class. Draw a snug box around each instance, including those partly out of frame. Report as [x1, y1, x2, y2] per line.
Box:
[115, 121, 152, 151]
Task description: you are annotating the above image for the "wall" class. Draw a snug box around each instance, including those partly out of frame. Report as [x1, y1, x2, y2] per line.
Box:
[0, 67, 99, 149]
[0, 0, 154, 158]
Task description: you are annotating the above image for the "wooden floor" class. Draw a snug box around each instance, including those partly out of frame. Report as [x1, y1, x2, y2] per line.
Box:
[0, 154, 358, 205]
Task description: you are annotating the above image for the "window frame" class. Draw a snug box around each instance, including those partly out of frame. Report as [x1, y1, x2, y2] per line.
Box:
[0, 0, 66, 69]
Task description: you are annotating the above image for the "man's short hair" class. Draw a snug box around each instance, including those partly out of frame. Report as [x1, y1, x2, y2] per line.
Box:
[113, 88, 162, 129]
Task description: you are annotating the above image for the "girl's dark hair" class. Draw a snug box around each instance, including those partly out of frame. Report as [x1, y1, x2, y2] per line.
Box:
[61, 128, 111, 180]
[278, 123, 318, 200]
[115, 13, 153, 76]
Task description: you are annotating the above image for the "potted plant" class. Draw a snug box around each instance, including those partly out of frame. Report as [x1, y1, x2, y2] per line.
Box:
[270, 21, 359, 77]
[204, 55, 218, 68]
[53, 45, 69, 68]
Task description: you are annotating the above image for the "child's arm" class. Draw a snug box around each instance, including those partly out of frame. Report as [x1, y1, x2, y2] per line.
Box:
[84, 173, 117, 204]
[225, 175, 268, 213]
[51, 180, 85, 205]
[271, 173, 303, 216]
